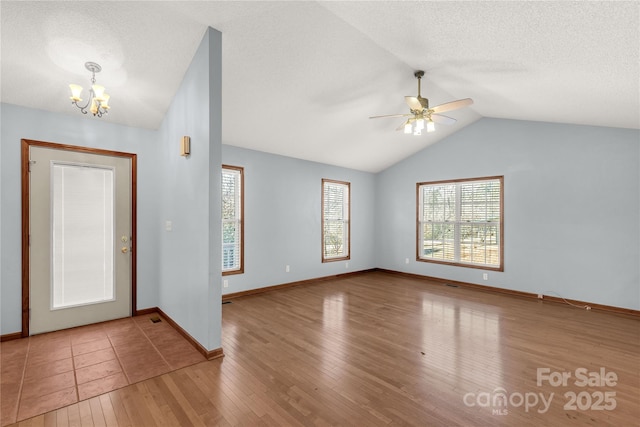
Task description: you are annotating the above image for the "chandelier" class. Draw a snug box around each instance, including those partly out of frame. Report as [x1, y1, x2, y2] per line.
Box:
[69, 62, 110, 117]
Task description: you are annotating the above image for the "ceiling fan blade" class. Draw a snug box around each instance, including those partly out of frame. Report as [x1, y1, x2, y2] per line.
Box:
[430, 98, 474, 114]
[430, 114, 457, 125]
[405, 96, 423, 111]
[369, 113, 412, 119]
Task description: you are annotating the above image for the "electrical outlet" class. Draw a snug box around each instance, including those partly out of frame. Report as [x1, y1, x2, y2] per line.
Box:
[345, 262, 349, 269]
[165, 220, 172, 231]
[285, 265, 290, 273]
[223, 280, 228, 288]
[483, 273, 488, 281]
[405, 258, 410, 264]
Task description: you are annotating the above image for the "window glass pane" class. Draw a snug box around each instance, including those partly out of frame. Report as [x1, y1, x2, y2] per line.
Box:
[421, 222, 455, 260]
[324, 221, 344, 257]
[222, 221, 237, 269]
[423, 185, 455, 222]
[482, 224, 501, 265]
[441, 226, 455, 261]
[222, 171, 237, 221]
[460, 224, 474, 263]
[460, 180, 501, 222]
[52, 163, 115, 309]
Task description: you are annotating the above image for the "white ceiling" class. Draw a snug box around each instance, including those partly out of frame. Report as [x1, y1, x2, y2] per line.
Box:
[1, 1, 638, 172]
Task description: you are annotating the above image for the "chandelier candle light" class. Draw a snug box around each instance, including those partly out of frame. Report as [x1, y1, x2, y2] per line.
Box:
[69, 62, 110, 117]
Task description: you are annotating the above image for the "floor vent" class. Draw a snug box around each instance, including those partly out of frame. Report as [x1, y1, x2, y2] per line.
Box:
[150, 316, 161, 323]
[445, 283, 459, 288]
[222, 301, 232, 305]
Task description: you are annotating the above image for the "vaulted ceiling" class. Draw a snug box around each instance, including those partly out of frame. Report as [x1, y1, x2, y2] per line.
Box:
[1, 1, 638, 172]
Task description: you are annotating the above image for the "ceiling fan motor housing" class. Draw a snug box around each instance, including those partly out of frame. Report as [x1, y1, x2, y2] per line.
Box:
[418, 96, 429, 110]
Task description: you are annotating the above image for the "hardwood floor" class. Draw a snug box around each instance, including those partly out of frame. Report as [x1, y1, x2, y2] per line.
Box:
[6, 270, 640, 426]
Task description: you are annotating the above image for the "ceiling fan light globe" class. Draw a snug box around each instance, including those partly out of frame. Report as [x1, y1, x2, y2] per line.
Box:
[415, 118, 425, 131]
[404, 123, 412, 134]
[427, 120, 435, 132]
[413, 129, 422, 136]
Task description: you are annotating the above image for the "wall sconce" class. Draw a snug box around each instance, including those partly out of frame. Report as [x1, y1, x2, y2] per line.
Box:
[180, 136, 190, 156]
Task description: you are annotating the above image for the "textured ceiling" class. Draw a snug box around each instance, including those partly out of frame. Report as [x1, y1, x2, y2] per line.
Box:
[1, 1, 638, 172]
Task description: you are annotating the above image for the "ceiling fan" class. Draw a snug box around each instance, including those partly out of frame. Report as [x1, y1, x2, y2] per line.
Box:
[370, 70, 473, 135]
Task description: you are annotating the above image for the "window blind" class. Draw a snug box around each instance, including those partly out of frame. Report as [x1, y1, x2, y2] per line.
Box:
[52, 163, 115, 309]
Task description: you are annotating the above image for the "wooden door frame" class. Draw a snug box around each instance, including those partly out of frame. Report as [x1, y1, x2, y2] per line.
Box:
[21, 139, 138, 337]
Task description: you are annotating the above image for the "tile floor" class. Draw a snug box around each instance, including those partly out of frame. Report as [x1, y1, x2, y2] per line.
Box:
[0, 313, 206, 426]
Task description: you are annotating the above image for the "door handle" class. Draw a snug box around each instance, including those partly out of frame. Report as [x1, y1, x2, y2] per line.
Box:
[121, 247, 129, 254]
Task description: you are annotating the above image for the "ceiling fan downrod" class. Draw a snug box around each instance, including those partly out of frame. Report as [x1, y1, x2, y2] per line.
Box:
[414, 70, 424, 98]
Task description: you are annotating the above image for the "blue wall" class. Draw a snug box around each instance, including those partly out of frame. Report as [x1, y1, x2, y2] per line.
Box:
[375, 118, 640, 310]
[156, 28, 222, 351]
[221, 145, 376, 295]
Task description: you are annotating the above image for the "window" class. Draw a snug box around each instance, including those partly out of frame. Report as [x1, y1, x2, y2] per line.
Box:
[322, 179, 350, 262]
[222, 165, 243, 274]
[417, 176, 503, 270]
[52, 163, 115, 308]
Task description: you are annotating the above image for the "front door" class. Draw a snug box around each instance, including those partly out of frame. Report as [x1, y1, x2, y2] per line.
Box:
[22, 139, 136, 335]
